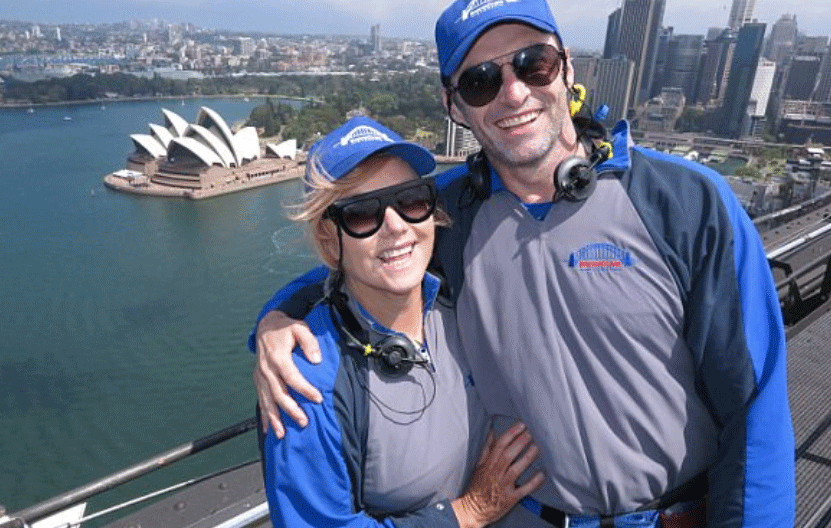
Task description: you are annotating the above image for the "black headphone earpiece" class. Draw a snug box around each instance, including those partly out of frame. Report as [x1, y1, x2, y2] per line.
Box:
[364, 334, 423, 377]
[457, 150, 492, 208]
[466, 150, 491, 201]
[553, 141, 612, 202]
[329, 291, 425, 377]
[555, 155, 598, 202]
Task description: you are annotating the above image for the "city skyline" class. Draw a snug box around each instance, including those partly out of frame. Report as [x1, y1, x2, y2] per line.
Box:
[3, 0, 829, 52]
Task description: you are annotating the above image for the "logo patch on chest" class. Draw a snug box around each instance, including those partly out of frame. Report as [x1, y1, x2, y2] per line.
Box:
[568, 242, 635, 271]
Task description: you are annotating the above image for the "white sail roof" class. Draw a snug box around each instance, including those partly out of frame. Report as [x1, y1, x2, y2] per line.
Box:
[161, 108, 190, 137]
[266, 139, 297, 160]
[149, 124, 175, 149]
[185, 124, 236, 168]
[233, 127, 261, 163]
[168, 137, 224, 167]
[130, 134, 167, 159]
[196, 106, 241, 166]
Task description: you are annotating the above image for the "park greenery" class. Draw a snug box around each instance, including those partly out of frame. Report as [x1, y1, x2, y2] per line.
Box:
[2, 70, 448, 146]
[243, 71, 446, 147]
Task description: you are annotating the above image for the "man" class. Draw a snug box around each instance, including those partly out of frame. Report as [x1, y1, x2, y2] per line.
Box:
[251, 0, 795, 526]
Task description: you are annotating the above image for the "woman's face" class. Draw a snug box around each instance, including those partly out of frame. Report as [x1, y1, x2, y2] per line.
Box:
[323, 156, 435, 305]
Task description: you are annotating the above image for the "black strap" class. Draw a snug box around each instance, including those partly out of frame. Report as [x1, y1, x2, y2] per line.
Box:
[532, 472, 708, 527]
[329, 289, 365, 342]
[637, 471, 708, 512]
[538, 504, 616, 528]
[538, 504, 566, 527]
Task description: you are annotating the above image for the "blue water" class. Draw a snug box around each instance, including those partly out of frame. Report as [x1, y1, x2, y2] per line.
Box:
[0, 98, 321, 521]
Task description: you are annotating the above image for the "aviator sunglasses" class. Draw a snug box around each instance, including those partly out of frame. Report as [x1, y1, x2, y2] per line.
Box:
[448, 43, 567, 107]
[325, 178, 438, 238]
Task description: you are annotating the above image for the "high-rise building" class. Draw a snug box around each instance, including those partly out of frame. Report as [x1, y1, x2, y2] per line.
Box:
[595, 56, 636, 123]
[55, 27, 61, 42]
[603, 8, 622, 60]
[747, 59, 776, 137]
[650, 27, 673, 98]
[571, 55, 598, 95]
[614, 0, 666, 106]
[727, 0, 756, 31]
[815, 45, 831, 102]
[663, 34, 704, 102]
[571, 54, 601, 120]
[444, 119, 480, 158]
[696, 29, 736, 106]
[720, 22, 766, 138]
[370, 24, 381, 53]
[167, 24, 182, 45]
[783, 56, 822, 100]
[234, 37, 255, 57]
[764, 14, 797, 63]
[797, 36, 828, 56]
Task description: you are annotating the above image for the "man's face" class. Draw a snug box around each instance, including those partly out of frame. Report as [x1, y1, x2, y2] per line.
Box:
[448, 23, 575, 173]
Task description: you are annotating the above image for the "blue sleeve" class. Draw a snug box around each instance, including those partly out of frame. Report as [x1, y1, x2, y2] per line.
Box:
[628, 148, 794, 527]
[262, 314, 461, 528]
[712, 172, 795, 528]
[263, 384, 401, 528]
[247, 265, 329, 353]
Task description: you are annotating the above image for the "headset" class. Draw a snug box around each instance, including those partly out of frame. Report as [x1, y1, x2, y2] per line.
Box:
[328, 289, 427, 377]
[462, 83, 613, 204]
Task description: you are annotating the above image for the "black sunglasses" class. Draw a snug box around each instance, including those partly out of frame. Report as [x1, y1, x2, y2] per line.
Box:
[325, 179, 437, 239]
[448, 43, 566, 107]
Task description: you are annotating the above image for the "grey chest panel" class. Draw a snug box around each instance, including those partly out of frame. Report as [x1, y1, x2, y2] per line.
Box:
[456, 179, 717, 514]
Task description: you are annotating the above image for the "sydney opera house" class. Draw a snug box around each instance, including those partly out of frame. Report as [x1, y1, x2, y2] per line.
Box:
[104, 106, 302, 199]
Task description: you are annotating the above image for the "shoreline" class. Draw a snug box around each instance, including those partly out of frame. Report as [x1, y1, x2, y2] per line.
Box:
[0, 92, 309, 110]
[103, 165, 303, 200]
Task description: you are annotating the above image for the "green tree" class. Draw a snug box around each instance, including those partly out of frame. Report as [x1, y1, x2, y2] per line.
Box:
[735, 166, 762, 179]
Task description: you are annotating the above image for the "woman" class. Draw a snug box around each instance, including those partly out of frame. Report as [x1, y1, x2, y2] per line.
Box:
[261, 116, 543, 528]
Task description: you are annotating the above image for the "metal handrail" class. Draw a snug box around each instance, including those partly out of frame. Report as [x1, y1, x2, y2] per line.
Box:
[0, 417, 258, 528]
[775, 253, 831, 325]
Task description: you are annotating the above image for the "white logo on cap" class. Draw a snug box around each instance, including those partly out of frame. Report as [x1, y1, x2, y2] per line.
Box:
[339, 126, 394, 146]
[460, 0, 520, 21]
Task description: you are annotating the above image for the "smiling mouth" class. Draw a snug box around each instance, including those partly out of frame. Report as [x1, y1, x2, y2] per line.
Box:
[496, 110, 540, 129]
[379, 243, 415, 263]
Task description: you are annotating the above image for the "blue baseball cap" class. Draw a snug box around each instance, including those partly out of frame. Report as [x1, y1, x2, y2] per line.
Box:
[436, 0, 562, 79]
[307, 116, 435, 183]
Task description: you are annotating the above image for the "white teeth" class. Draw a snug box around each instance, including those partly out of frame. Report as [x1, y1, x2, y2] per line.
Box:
[380, 244, 413, 260]
[497, 111, 539, 128]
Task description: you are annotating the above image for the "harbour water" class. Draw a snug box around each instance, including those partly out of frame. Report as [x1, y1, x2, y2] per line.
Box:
[0, 98, 320, 521]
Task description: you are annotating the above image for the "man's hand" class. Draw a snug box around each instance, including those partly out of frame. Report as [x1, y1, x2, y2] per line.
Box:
[452, 421, 545, 528]
[254, 310, 323, 438]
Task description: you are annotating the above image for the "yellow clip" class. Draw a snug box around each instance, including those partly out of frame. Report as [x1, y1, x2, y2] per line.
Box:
[363, 343, 374, 356]
[569, 84, 586, 117]
[598, 140, 613, 160]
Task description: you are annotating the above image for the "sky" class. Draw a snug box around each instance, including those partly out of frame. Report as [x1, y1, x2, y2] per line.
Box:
[3, 0, 830, 52]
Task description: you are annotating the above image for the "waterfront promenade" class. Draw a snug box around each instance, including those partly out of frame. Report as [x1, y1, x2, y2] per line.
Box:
[103, 163, 303, 200]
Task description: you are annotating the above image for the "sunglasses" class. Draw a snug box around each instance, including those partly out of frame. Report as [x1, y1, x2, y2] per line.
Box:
[448, 43, 566, 107]
[325, 179, 437, 239]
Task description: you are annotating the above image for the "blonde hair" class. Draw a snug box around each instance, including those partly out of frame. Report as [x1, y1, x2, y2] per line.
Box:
[287, 152, 449, 269]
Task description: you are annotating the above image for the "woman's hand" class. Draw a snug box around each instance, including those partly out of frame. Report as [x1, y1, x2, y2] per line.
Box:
[451, 421, 546, 528]
[254, 310, 323, 438]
